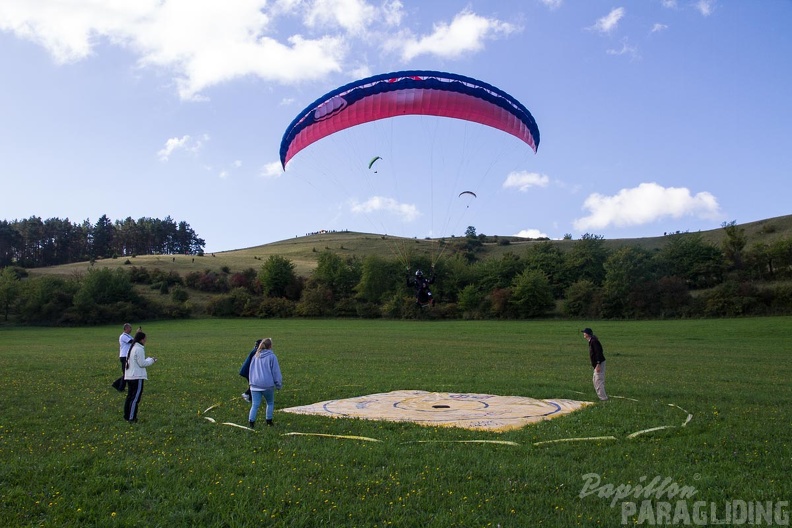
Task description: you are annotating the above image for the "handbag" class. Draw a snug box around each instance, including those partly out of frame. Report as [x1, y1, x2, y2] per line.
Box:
[239, 347, 257, 379]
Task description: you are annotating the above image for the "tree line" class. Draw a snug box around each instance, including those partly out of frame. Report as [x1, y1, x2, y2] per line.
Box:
[0, 215, 206, 268]
[2, 221, 792, 325]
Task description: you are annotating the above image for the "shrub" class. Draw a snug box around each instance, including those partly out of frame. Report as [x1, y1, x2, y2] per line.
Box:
[162, 302, 192, 319]
[700, 281, 761, 317]
[333, 297, 359, 317]
[128, 266, 151, 284]
[256, 297, 296, 318]
[16, 276, 78, 324]
[766, 283, 792, 313]
[563, 280, 600, 318]
[381, 293, 415, 319]
[206, 288, 255, 317]
[355, 302, 381, 319]
[296, 285, 333, 317]
[510, 270, 554, 318]
[171, 287, 189, 303]
[760, 223, 777, 234]
[458, 284, 485, 319]
[72, 268, 140, 324]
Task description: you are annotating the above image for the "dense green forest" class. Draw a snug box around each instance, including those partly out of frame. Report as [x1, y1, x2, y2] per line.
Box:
[0, 214, 205, 268]
[2, 218, 792, 325]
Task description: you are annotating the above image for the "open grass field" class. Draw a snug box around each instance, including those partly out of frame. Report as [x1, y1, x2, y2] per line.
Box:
[1, 317, 790, 527]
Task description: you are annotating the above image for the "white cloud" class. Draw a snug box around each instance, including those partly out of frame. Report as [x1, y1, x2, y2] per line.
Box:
[350, 196, 420, 222]
[503, 171, 549, 192]
[392, 9, 518, 61]
[218, 170, 229, 179]
[514, 228, 549, 239]
[0, 1, 153, 63]
[381, 0, 405, 26]
[0, 0, 347, 100]
[588, 7, 625, 35]
[0, 1, 521, 100]
[157, 134, 208, 161]
[573, 182, 721, 230]
[695, 0, 716, 17]
[260, 161, 283, 178]
[539, 0, 563, 10]
[651, 23, 668, 33]
[606, 37, 640, 60]
[347, 64, 373, 81]
[303, 0, 377, 34]
[158, 136, 190, 161]
[233, 160, 242, 168]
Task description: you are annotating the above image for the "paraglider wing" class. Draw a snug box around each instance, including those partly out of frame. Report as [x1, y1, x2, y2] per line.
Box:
[458, 191, 477, 198]
[368, 156, 382, 170]
[280, 70, 540, 169]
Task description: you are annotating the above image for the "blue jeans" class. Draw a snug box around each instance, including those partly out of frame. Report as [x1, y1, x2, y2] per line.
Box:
[249, 388, 275, 422]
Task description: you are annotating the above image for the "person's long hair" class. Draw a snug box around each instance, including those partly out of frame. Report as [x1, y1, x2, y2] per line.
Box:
[255, 338, 272, 357]
[125, 331, 146, 370]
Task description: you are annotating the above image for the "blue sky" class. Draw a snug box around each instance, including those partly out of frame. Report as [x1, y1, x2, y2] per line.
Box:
[1, 0, 790, 253]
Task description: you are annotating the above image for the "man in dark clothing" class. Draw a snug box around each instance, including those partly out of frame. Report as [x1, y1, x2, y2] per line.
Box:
[407, 269, 435, 307]
[582, 327, 608, 401]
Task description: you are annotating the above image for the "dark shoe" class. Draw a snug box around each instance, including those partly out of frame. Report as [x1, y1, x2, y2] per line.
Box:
[248, 421, 255, 429]
[266, 419, 274, 427]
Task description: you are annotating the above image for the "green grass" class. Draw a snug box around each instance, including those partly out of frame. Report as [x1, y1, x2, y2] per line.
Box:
[1, 318, 790, 527]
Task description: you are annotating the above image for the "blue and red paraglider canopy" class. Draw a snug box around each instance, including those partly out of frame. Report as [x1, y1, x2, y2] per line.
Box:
[279, 70, 540, 169]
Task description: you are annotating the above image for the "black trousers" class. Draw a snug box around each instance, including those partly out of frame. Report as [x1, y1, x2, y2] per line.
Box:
[112, 358, 127, 391]
[124, 379, 144, 421]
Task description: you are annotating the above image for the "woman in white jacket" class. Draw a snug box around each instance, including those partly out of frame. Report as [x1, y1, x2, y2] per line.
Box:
[248, 338, 283, 428]
[123, 332, 158, 423]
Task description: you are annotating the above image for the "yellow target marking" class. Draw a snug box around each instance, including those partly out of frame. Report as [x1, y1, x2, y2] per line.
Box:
[283, 432, 381, 442]
[199, 392, 694, 445]
[221, 422, 254, 431]
[626, 426, 676, 439]
[408, 440, 520, 446]
[281, 390, 593, 432]
[534, 436, 618, 446]
[202, 403, 220, 414]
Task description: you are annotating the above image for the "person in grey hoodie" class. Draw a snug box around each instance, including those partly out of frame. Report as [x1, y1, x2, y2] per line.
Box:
[247, 338, 283, 428]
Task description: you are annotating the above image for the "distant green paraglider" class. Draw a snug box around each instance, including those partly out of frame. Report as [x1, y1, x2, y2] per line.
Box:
[368, 156, 382, 172]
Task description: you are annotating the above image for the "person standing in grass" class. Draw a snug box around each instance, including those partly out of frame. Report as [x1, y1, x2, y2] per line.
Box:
[124, 331, 158, 423]
[112, 323, 139, 392]
[582, 327, 608, 401]
[247, 338, 282, 428]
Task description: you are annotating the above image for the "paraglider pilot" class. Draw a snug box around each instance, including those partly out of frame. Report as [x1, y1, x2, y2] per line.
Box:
[407, 269, 435, 307]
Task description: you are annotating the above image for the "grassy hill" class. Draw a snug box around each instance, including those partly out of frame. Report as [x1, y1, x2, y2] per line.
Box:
[28, 214, 792, 279]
